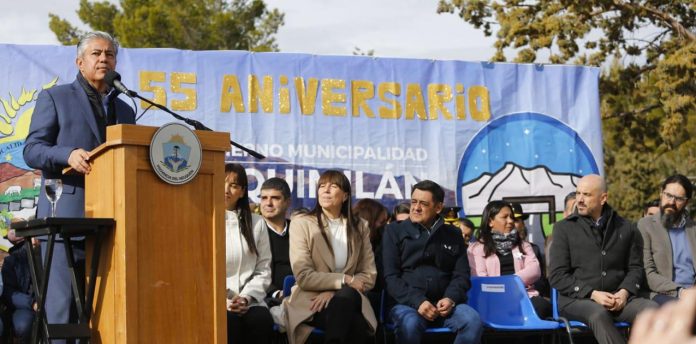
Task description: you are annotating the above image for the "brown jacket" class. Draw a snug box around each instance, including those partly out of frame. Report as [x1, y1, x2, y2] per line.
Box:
[638, 214, 696, 298]
[283, 213, 377, 344]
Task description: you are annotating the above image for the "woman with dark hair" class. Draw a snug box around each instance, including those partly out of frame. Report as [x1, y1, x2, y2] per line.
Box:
[467, 200, 552, 319]
[285, 170, 377, 344]
[391, 201, 411, 223]
[352, 198, 388, 315]
[458, 217, 476, 246]
[224, 163, 273, 344]
[353, 199, 389, 251]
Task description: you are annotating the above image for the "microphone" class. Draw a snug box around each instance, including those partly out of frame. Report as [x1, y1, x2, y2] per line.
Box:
[104, 70, 136, 97]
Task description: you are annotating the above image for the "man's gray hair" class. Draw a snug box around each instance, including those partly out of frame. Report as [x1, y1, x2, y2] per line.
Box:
[76, 31, 120, 57]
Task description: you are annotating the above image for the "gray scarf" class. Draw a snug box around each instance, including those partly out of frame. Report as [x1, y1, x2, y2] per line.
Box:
[491, 229, 519, 256]
[76, 72, 115, 141]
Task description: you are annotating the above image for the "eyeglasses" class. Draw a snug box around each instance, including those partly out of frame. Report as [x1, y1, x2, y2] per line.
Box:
[662, 191, 688, 203]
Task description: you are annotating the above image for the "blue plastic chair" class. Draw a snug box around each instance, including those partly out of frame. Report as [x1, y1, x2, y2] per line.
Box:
[380, 290, 454, 344]
[271, 275, 297, 344]
[467, 276, 562, 331]
[282, 275, 295, 297]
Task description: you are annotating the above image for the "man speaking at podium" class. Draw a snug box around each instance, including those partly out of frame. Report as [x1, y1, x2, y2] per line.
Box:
[23, 31, 135, 337]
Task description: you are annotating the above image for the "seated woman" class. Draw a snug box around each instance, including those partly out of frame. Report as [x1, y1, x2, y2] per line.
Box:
[224, 163, 273, 344]
[467, 200, 552, 319]
[352, 198, 389, 315]
[285, 170, 377, 344]
[459, 217, 476, 246]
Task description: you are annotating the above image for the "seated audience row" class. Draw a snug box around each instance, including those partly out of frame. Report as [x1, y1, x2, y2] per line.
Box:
[224, 166, 693, 344]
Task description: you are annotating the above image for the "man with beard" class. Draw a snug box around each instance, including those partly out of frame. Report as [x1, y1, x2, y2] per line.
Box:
[638, 174, 696, 305]
[550, 174, 656, 344]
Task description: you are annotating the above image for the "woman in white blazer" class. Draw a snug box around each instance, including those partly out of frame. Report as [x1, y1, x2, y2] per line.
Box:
[224, 163, 273, 344]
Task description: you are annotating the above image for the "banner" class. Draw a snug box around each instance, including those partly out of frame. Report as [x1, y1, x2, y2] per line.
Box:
[0, 44, 602, 249]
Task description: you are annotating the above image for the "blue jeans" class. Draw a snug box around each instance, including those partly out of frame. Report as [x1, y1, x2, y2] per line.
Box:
[13, 308, 33, 343]
[390, 303, 483, 344]
[652, 294, 678, 306]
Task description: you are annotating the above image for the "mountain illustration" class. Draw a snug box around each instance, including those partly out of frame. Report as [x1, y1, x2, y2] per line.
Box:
[460, 162, 580, 215]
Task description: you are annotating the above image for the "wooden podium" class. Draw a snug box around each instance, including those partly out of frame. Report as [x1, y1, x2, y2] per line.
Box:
[81, 124, 229, 343]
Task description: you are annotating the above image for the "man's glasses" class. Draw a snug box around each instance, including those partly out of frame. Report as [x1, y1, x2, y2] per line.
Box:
[662, 191, 688, 203]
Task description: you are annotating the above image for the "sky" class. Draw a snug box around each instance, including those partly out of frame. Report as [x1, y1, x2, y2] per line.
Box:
[0, 0, 498, 62]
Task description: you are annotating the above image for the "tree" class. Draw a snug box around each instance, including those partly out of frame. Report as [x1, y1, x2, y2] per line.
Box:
[352, 47, 375, 56]
[438, 0, 696, 220]
[49, 0, 284, 52]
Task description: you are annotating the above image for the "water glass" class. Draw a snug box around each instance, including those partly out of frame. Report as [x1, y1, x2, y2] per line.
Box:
[44, 179, 63, 217]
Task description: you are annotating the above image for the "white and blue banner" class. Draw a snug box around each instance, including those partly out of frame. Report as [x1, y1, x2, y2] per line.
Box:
[0, 45, 602, 247]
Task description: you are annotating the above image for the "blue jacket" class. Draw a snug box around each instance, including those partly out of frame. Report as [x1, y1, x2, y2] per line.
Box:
[382, 217, 471, 308]
[23, 78, 135, 218]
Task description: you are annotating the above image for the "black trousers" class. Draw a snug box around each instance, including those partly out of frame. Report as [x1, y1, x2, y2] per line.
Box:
[309, 286, 369, 344]
[560, 296, 657, 344]
[530, 296, 553, 320]
[227, 306, 273, 344]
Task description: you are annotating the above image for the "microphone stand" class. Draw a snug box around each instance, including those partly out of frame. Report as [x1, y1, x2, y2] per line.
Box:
[130, 92, 266, 160]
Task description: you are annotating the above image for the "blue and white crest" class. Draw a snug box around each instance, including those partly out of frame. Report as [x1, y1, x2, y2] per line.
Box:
[162, 135, 191, 173]
[150, 123, 202, 185]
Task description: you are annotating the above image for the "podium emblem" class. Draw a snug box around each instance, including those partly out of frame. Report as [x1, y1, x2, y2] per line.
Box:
[150, 123, 202, 185]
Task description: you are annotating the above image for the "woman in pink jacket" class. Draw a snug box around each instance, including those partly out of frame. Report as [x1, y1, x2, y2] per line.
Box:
[467, 200, 552, 318]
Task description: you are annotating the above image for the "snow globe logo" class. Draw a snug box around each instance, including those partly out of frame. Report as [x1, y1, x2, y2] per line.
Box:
[457, 112, 599, 237]
[150, 123, 202, 185]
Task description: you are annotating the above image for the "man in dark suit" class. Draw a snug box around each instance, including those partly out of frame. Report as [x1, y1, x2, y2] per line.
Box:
[383, 180, 482, 344]
[23, 31, 135, 335]
[549, 174, 656, 344]
[638, 174, 696, 305]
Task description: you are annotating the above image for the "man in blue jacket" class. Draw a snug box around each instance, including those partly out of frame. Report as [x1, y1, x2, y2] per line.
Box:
[383, 180, 482, 344]
[23, 31, 135, 338]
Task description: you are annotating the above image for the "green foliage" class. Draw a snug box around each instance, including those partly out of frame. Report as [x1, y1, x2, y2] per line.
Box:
[0, 210, 12, 231]
[439, 0, 696, 220]
[352, 47, 375, 56]
[48, 14, 82, 46]
[49, 0, 284, 52]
